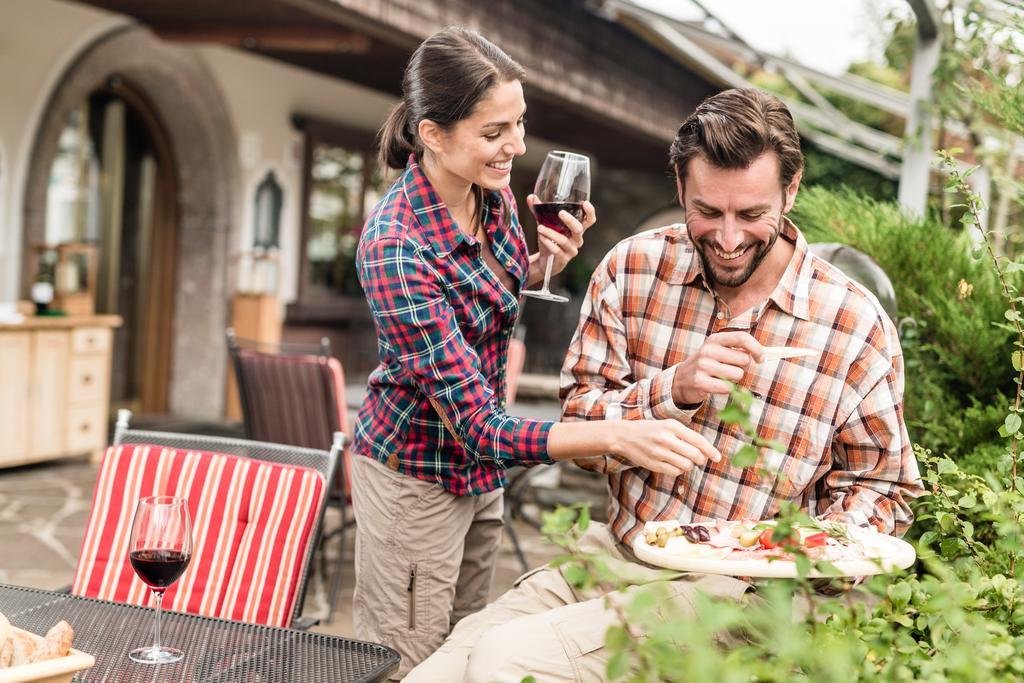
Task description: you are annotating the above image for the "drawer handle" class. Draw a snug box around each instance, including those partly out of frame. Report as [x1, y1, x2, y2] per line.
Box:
[81, 374, 93, 385]
[80, 423, 91, 433]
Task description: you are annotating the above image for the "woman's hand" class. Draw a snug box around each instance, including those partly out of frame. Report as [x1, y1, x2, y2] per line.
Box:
[610, 420, 721, 476]
[526, 196, 595, 287]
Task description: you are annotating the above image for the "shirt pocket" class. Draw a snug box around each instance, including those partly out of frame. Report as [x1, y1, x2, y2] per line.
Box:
[765, 416, 828, 501]
[739, 394, 825, 499]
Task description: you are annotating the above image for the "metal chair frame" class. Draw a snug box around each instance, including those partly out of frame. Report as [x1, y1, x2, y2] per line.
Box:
[226, 329, 352, 622]
[113, 409, 342, 630]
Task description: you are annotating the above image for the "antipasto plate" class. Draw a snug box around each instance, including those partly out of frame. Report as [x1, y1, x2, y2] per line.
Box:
[632, 519, 916, 578]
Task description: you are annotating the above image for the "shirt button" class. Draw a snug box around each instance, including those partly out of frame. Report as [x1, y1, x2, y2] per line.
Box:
[716, 312, 725, 320]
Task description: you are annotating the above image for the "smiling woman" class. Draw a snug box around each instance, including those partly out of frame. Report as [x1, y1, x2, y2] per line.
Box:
[349, 27, 721, 679]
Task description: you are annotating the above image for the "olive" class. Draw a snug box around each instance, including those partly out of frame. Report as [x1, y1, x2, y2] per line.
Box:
[645, 533, 657, 545]
[695, 526, 711, 542]
[657, 536, 668, 548]
[682, 527, 698, 543]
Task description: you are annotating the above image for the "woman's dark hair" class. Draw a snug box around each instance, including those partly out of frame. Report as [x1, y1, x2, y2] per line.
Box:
[378, 27, 526, 170]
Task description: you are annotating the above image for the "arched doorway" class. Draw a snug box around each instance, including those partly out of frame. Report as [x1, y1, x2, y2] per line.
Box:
[42, 82, 177, 413]
[23, 26, 239, 419]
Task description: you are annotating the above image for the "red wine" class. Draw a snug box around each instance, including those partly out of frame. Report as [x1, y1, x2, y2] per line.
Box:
[130, 549, 191, 591]
[533, 202, 584, 237]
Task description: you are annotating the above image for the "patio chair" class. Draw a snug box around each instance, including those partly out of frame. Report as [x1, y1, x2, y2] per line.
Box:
[71, 409, 342, 629]
[226, 329, 352, 622]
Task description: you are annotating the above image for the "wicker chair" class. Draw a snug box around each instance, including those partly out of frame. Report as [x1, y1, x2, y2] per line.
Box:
[71, 409, 342, 630]
[226, 329, 352, 622]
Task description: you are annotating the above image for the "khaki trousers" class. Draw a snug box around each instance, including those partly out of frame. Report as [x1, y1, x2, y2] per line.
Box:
[350, 454, 504, 680]
[404, 522, 755, 683]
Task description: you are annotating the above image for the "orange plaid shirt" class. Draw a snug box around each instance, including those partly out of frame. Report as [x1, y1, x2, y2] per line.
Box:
[561, 219, 924, 547]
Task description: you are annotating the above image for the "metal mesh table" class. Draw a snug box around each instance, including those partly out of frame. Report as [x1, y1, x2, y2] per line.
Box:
[0, 584, 399, 682]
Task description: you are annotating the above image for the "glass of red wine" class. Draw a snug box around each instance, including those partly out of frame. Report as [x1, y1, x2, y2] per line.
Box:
[522, 150, 591, 303]
[128, 495, 193, 664]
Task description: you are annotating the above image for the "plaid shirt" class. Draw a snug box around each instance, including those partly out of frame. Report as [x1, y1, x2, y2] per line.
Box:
[354, 156, 552, 496]
[561, 219, 924, 546]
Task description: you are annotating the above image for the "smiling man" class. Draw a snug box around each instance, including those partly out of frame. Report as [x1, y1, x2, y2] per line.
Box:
[404, 88, 924, 683]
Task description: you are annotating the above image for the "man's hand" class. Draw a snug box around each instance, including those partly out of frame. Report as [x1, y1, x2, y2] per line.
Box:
[672, 331, 765, 406]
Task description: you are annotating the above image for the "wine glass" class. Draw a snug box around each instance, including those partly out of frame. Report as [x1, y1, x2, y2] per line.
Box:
[128, 496, 193, 664]
[521, 151, 591, 303]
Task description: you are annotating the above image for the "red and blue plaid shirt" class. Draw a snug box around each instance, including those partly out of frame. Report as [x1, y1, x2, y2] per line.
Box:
[354, 156, 553, 496]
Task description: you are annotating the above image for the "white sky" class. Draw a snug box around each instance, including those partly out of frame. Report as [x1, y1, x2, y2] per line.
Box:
[634, 0, 910, 75]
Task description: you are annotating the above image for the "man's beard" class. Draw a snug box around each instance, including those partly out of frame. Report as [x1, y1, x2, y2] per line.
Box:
[694, 217, 781, 289]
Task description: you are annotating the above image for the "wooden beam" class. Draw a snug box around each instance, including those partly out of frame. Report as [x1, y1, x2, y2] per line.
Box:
[153, 24, 372, 53]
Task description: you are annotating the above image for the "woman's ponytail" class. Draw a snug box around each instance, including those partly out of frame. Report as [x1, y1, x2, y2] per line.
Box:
[377, 101, 417, 170]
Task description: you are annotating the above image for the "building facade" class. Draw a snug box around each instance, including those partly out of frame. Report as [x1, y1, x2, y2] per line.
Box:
[1, 0, 717, 420]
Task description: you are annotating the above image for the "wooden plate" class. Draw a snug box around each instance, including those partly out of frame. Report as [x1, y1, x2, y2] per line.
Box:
[632, 526, 916, 579]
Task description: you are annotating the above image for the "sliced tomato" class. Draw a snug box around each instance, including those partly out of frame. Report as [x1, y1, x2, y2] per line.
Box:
[758, 528, 780, 549]
[803, 532, 828, 548]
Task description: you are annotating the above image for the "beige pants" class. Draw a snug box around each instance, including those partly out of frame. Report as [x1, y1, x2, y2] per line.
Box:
[405, 522, 755, 683]
[350, 454, 504, 680]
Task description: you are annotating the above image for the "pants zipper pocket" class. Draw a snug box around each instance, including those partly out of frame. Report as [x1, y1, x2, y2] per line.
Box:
[407, 563, 417, 630]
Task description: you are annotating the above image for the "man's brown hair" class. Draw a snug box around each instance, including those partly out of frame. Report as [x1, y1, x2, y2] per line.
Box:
[670, 88, 803, 188]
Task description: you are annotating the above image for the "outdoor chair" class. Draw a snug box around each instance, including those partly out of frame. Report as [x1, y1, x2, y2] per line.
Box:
[226, 329, 352, 622]
[71, 409, 342, 630]
[809, 242, 898, 321]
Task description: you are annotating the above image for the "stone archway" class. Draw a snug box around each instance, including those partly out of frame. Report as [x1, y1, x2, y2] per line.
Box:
[22, 25, 239, 418]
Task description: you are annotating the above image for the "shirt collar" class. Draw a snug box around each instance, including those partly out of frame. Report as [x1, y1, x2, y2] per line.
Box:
[766, 217, 811, 321]
[401, 154, 500, 257]
[667, 217, 811, 321]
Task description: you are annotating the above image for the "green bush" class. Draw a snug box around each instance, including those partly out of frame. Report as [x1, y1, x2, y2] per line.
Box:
[791, 186, 1018, 459]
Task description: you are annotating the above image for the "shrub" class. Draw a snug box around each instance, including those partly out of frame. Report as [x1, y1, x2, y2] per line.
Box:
[791, 186, 1018, 458]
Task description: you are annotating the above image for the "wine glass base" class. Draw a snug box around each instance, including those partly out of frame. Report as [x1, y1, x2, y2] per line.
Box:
[521, 289, 569, 303]
[129, 645, 184, 664]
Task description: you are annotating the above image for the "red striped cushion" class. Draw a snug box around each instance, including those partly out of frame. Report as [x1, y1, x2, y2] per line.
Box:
[72, 444, 326, 627]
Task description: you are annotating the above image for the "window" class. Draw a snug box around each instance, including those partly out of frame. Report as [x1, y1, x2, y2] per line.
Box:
[296, 118, 387, 300]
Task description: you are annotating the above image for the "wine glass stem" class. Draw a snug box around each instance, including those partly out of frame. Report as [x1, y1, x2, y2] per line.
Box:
[152, 590, 163, 652]
[542, 255, 555, 292]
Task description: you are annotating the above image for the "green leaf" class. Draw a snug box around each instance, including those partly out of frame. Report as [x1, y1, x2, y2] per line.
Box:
[940, 538, 964, 558]
[1005, 309, 1022, 322]
[919, 531, 938, 547]
[562, 565, 590, 588]
[606, 651, 630, 680]
[936, 458, 958, 475]
[795, 553, 811, 579]
[604, 625, 630, 651]
[1007, 262, 1024, 273]
[888, 582, 912, 609]
[718, 405, 745, 425]
[732, 444, 759, 467]
[1014, 351, 1024, 372]
[577, 506, 590, 533]
[1004, 413, 1022, 435]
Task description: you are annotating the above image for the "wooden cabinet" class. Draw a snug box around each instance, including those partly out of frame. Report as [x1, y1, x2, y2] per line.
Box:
[0, 316, 120, 467]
